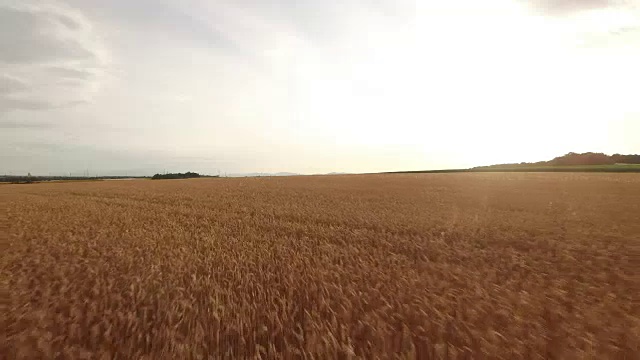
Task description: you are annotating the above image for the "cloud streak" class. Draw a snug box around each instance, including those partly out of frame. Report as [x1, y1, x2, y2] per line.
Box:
[0, 119, 53, 129]
[524, 0, 633, 16]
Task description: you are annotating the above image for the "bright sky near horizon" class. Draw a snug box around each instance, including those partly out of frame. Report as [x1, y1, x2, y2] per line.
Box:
[1, 0, 639, 175]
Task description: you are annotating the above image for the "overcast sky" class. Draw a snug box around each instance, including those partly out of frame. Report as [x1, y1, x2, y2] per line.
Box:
[1, 0, 639, 175]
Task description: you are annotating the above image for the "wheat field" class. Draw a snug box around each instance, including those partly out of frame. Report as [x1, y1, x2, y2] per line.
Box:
[2, 173, 639, 359]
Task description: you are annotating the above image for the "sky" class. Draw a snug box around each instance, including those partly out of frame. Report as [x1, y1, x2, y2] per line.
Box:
[1, 0, 639, 176]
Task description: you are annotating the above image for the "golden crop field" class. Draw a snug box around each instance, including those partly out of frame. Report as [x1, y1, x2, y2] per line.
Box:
[2, 173, 639, 359]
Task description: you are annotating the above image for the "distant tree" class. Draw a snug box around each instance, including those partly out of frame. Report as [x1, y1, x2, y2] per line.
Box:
[152, 172, 202, 180]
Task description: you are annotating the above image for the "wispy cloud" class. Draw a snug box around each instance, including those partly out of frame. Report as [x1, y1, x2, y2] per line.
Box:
[0, 74, 28, 94]
[0, 1, 109, 115]
[524, 0, 629, 16]
[45, 66, 96, 80]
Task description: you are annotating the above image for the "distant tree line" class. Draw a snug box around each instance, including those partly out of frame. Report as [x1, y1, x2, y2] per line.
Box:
[477, 152, 640, 169]
[151, 172, 202, 180]
[547, 153, 640, 166]
[0, 175, 147, 183]
[1, 172, 219, 183]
